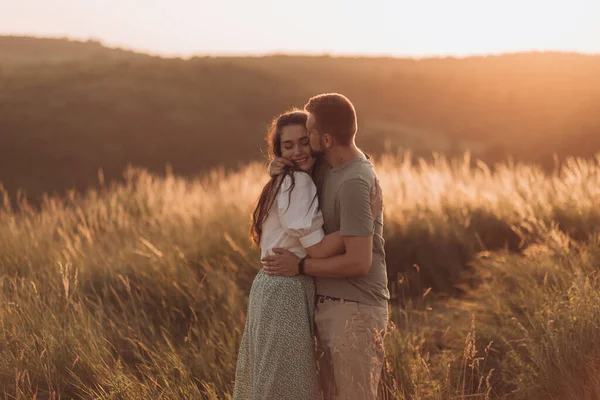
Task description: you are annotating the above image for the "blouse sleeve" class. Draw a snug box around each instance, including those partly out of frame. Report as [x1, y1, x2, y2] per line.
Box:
[277, 171, 325, 248]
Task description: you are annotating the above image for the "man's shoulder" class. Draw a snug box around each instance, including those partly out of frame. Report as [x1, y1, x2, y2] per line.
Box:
[341, 159, 376, 185]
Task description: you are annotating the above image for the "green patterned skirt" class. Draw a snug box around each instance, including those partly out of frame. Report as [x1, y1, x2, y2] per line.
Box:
[233, 270, 320, 400]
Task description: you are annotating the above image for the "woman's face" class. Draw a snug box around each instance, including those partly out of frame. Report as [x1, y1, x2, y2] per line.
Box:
[280, 124, 316, 173]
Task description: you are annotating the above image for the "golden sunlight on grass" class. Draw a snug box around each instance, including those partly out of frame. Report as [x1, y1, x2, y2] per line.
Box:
[0, 152, 599, 399]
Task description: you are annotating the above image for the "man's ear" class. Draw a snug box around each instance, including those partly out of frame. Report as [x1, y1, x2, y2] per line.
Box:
[323, 133, 333, 148]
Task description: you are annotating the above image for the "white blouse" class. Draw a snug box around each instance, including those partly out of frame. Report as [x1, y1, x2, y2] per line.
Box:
[260, 171, 325, 264]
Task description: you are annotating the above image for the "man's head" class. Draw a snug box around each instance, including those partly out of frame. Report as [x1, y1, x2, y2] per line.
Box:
[304, 93, 357, 154]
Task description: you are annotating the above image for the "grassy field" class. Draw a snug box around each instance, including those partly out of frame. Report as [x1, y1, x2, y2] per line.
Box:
[1, 152, 600, 399]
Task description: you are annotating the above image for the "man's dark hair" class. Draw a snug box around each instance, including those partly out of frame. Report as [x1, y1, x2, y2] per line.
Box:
[304, 93, 357, 146]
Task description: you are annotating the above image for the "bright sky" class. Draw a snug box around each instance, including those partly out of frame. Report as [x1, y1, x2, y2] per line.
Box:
[0, 0, 598, 57]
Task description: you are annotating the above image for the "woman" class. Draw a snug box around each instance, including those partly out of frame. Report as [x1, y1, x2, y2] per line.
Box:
[232, 110, 381, 399]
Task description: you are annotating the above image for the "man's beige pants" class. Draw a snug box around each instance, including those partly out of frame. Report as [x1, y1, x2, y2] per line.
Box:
[315, 297, 388, 400]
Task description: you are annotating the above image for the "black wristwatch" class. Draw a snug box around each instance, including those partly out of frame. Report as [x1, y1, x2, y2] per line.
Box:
[298, 256, 308, 275]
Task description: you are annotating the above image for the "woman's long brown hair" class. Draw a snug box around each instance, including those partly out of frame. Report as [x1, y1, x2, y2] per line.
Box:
[250, 110, 314, 246]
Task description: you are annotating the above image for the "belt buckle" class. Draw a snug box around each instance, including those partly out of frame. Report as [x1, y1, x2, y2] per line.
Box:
[318, 295, 347, 304]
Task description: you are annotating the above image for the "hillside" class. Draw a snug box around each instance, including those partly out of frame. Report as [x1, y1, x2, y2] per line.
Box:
[1, 36, 600, 201]
[0, 36, 149, 64]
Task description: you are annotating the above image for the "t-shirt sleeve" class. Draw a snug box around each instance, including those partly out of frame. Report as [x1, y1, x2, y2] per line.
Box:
[338, 177, 374, 237]
[277, 172, 325, 248]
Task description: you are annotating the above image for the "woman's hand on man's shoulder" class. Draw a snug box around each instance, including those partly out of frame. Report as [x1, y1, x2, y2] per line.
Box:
[268, 157, 294, 177]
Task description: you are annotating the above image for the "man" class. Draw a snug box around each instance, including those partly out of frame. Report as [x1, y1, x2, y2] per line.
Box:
[262, 93, 389, 400]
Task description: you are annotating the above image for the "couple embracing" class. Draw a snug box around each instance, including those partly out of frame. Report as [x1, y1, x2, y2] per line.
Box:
[233, 93, 390, 400]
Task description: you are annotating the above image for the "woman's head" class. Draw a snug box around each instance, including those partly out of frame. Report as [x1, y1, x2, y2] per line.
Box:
[250, 110, 318, 245]
[268, 110, 316, 173]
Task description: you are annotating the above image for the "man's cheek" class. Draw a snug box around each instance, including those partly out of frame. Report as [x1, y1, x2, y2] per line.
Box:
[310, 137, 323, 152]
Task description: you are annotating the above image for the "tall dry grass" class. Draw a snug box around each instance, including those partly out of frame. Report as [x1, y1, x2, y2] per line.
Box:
[0, 152, 599, 399]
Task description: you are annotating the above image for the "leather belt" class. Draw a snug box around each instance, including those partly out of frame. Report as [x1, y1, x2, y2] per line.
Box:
[316, 295, 357, 304]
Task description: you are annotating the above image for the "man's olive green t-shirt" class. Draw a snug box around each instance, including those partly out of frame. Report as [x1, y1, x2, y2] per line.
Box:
[313, 157, 389, 308]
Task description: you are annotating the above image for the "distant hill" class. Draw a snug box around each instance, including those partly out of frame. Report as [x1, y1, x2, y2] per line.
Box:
[0, 36, 148, 64]
[1, 36, 600, 202]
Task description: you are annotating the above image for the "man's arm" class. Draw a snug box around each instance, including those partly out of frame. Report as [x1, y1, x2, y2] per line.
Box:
[304, 231, 345, 259]
[264, 177, 376, 278]
[264, 235, 372, 277]
[304, 236, 372, 277]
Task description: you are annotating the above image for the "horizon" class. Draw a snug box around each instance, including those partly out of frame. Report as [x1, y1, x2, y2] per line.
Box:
[4, 34, 600, 61]
[1, 0, 599, 58]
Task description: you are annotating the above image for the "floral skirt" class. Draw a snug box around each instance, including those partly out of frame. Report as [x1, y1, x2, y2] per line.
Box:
[232, 269, 320, 400]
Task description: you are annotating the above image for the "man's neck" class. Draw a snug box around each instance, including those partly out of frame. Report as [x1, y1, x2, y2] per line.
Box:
[325, 143, 364, 168]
